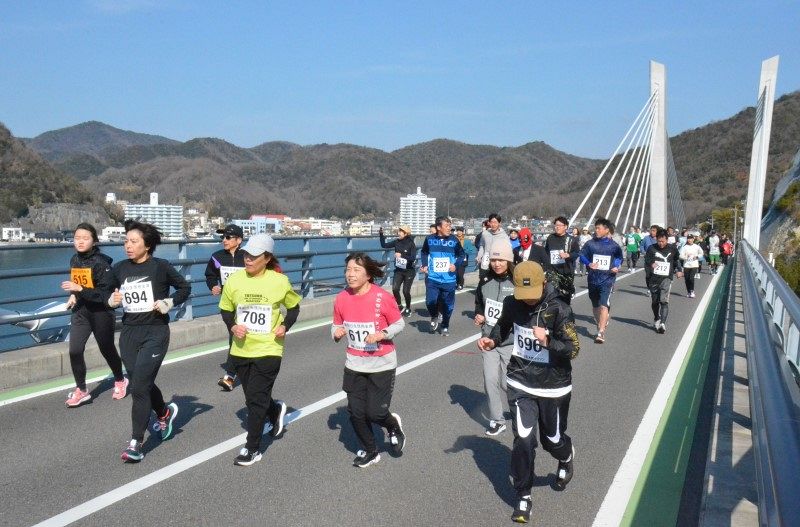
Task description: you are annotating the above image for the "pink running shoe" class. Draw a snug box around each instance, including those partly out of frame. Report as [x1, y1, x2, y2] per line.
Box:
[112, 378, 129, 400]
[65, 387, 91, 408]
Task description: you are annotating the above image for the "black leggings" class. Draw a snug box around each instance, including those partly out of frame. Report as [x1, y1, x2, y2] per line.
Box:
[69, 307, 124, 390]
[684, 268, 698, 293]
[343, 368, 401, 454]
[232, 355, 283, 451]
[392, 269, 415, 310]
[120, 325, 169, 442]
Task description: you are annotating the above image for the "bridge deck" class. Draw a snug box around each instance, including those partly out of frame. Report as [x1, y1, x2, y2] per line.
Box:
[1, 268, 723, 526]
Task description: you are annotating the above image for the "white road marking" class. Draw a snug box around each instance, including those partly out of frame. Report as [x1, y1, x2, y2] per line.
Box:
[31, 333, 481, 527]
[591, 269, 723, 526]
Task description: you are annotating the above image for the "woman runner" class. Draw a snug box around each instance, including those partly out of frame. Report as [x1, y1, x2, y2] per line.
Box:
[108, 220, 191, 463]
[61, 222, 127, 407]
[332, 252, 407, 467]
[219, 234, 300, 466]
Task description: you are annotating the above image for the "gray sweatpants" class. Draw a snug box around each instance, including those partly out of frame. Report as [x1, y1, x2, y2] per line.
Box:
[482, 344, 513, 422]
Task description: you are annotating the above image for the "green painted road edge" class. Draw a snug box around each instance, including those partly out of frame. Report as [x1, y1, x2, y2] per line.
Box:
[0, 289, 474, 403]
[620, 263, 733, 526]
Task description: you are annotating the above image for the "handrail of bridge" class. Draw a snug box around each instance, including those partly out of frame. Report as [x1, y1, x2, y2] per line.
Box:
[0, 235, 478, 351]
[739, 240, 800, 525]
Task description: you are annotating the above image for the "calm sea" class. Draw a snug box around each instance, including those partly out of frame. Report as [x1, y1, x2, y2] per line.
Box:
[0, 237, 476, 352]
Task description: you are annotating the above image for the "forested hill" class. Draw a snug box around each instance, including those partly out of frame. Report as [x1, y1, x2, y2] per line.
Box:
[0, 122, 94, 223]
[11, 89, 800, 223]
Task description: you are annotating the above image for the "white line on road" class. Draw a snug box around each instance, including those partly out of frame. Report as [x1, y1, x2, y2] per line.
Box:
[31, 332, 481, 527]
[591, 268, 723, 526]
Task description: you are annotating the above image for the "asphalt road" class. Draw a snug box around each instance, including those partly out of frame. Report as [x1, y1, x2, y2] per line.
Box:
[0, 268, 715, 527]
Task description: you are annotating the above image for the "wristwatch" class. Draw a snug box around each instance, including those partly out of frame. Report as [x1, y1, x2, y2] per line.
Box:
[381, 329, 389, 339]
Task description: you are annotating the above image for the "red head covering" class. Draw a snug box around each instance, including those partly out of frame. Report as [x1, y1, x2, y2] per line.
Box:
[519, 228, 533, 249]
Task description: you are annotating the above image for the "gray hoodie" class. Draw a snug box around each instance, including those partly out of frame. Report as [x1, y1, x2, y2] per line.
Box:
[476, 228, 511, 270]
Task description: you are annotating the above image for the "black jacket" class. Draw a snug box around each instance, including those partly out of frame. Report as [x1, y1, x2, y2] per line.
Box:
[205, 248, 246, 290]
[68, 247, 115, 311]
[644, 244, 683, 283]
[110, 257, 191, 326]
[379, 232, 417, 271]
[513, 244, 551, 271]
[489, 284, 579, 391]
[544, 234, 581, 275]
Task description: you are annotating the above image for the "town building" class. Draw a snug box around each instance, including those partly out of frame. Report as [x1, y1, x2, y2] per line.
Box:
[124, 193, 184, 238]
[400, 187, 436, 235]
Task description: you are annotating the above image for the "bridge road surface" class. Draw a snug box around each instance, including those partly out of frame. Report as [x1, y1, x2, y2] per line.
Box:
[0, 268, 715, 527]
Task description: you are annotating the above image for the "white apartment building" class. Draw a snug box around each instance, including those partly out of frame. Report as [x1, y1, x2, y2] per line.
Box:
[2, 227, 24, 241]
[124, 193, 184, 238]
[400, 187, 436, 235]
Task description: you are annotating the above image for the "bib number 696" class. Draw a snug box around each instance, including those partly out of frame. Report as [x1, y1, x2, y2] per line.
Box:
[516, 334, 542, 352]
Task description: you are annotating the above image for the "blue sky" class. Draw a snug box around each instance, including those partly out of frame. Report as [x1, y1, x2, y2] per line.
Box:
[1, 1, 797, 158]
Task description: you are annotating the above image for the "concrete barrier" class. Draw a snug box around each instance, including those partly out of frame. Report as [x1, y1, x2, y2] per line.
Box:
[0, 272, 479, 391]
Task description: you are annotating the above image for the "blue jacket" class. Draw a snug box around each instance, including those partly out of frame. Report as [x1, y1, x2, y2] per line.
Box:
[639, 234, 657, 254]
[579, 237, 624, 286]
[421, 234, 466, 284]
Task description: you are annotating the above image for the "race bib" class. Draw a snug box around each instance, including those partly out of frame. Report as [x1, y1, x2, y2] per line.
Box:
[653, 261, 670, 276]
[432, 257, 451, 273]
[120, 281, 154, 313]
[481, 253, 490, 267]
[627, 236, 636, 246]
[710, 247, 720, 256]
[512, 324, 549, 363]
[668, 236, 676, 244]
[344, 321, 378, 352]
[236, 304, 273, 334]
[220, 266, 244, 286]
[550, 250, 565, 265]
[484, 298, 503, 326]
[70, 268, 94, 289]
[593, 255, 611, 271]
[395, 256, 408, 269]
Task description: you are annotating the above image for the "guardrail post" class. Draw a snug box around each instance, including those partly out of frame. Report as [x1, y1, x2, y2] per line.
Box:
[175, 238, 193, 321]
[301, 237, 314, 299]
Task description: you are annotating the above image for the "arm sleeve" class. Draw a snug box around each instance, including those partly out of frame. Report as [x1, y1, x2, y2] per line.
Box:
[579, 242, 592, 266]
[474, 281, 485, 313]
[454, 239, 466, 267]
[568, 237, 580, 262]
[282, 305, 299, 331]
[382, 317, 405, 339]
[612, 246, 624, 269]
[644, 247, 655, 267]
[205, 256, 220, 290]
[331, 299, 344, 341]
[221, 309, 235, 332]
[166, 262, 192, 305]
[379, 233, 396, 249]
[547, 307, 580, 360]
[420, 237, 430, 264]
[79, 261, 114, 304]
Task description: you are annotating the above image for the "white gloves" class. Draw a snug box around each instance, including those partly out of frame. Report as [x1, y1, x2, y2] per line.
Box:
[154, 298, 174, 314]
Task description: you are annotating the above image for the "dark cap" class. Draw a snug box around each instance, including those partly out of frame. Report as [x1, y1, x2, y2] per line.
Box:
[216, 224, 243, 238]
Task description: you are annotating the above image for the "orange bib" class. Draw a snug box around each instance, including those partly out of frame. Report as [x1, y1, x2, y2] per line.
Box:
[70, 268, 94, 288]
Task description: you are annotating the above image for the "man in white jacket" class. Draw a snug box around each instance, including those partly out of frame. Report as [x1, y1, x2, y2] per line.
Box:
[476, 213, 510, 281]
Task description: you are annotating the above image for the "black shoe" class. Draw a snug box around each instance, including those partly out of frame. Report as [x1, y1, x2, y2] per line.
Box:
[269, 400, 287, 438]
[234, 447, 262, 466]
[389, 412, 406, 454]
[402, 307, 412, 317]
[658, 322, 666, 334]
[430, 318, 439, 333]
[555, 446, 575, 489]
[441, 327, 449, 337]
[512, 496, 532, 523]
[353, 450, 381, 468]
[485, 420, 507, 436]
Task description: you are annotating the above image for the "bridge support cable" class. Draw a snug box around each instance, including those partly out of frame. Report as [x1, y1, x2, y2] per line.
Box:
[584, 94, 658, 227]
[605, 108, 656, 223]
[617, 121, 655, 230]
[568, 91, 657, 228]
[635, 166, 651, 229]
[665, 141, 686, 228]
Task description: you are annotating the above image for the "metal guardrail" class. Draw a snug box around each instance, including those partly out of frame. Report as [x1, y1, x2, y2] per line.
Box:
[739, 240, 800, 526]
[0, 235, 477, 350]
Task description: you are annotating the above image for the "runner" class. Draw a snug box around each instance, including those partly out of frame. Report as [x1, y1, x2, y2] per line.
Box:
[577, 227, 592, 276]
[666, 226, 678, 246]
[454, 227, 469, 290]
[473, 242, 515, 436]
[477, 214, 510, 281]
[513, 227, 550, 269]
[679, 234, 704, 298]
[644, 229, 683, 334]
[420, 216, 465, 337]
[721, 235, 733, 265]
[218, 233, 300, 466]
[477, 261, 580, 523]
[331, 252, 406, 467]
[205, 224, 246, 391]
[544, 216, 580, 304]
[108, 220, 191, 463]
[60, 222, 127, 408]
[379, 225, 417, 315]
[624, 225, 642, 272]
[579, 218, 623, 343]
[707, 230, 721, 274]
[509, 228, 521, 251]
[639, 225, 660, 296]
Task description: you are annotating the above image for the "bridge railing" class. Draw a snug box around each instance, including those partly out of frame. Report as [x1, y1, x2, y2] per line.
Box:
[739, 240, 800, 525]
[0, 235, 477, 352]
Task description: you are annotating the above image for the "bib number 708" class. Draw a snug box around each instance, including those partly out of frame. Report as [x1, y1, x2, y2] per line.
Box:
[240, 310, 268, 327]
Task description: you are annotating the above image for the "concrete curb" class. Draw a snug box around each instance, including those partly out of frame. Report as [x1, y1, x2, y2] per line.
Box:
[0, 272, 479, 391]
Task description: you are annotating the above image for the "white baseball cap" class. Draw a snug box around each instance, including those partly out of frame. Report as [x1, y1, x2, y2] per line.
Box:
[241, 234, 275, 256]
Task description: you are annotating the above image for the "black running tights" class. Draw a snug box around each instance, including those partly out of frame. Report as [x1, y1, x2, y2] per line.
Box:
[69, 307, 124, 390]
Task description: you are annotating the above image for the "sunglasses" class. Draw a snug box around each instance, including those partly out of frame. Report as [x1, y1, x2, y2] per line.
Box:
[223, 235, 239, 240]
